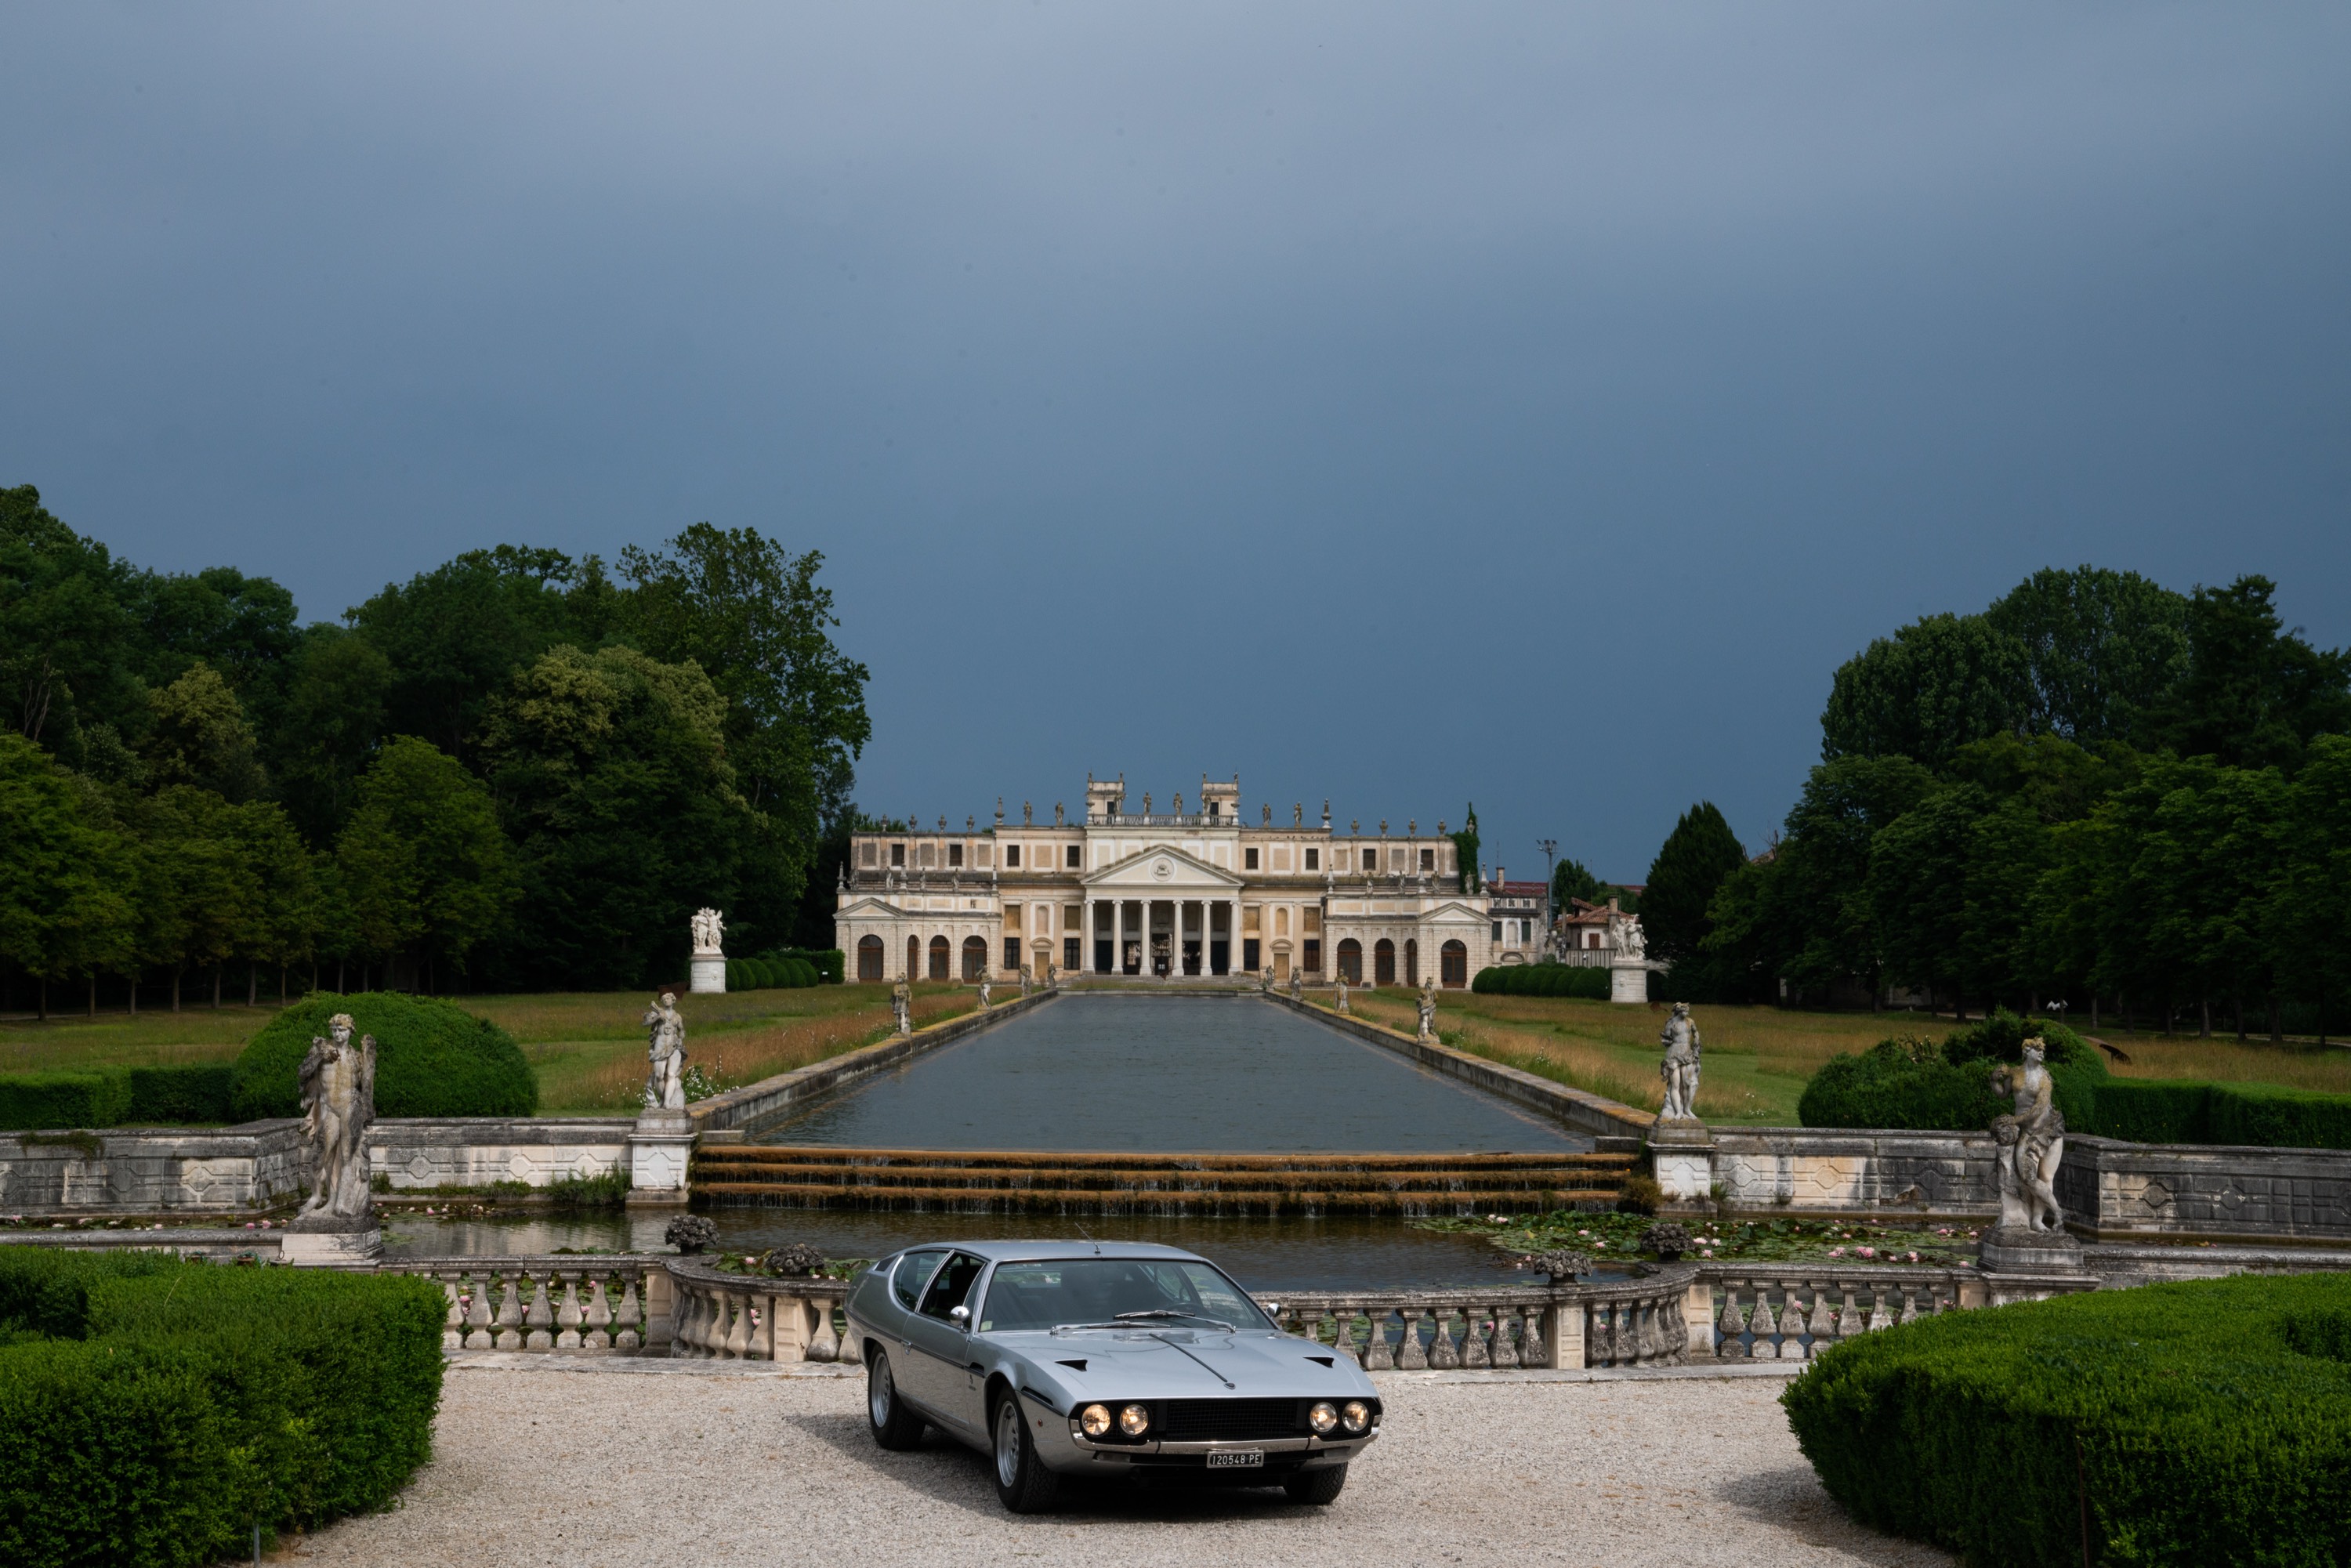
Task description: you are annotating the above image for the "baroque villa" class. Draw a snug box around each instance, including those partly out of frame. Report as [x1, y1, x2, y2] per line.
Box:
[834, 774, 1503, 986]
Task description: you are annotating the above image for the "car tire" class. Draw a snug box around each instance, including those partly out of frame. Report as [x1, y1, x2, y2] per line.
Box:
[867, 1349, 926, 1450]
[991, 1391, 1060, 1514]
[1282, 1464, 1348, 1505]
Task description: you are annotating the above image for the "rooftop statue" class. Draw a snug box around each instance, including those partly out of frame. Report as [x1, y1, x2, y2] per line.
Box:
[643, 991, 687, 1111]
[295, 1012, 376, 1227]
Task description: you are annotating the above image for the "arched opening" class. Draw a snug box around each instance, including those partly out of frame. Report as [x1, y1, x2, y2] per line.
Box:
[1373, 939, 1396, 987]
[962, 936, 987, 981]
[1404, 939, 1418, 986]
[928, 935, 950, 980]
[857, 934, 884, 982]
[906, 936, 919, 981]
[1440, 940, 1468, 988]
[1336, 939, 1363, 983]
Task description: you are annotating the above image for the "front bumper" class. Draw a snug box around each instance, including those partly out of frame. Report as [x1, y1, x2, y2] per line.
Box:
[1045, 1425, 1379, 1476]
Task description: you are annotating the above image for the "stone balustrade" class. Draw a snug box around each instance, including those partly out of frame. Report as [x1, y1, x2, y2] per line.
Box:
[1267, 1265, 1699, 1371]
[384, 1257, 674, 1355]
[663, 1258, 864, 1363]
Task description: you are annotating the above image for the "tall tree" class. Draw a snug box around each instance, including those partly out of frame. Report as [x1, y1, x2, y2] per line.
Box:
[132, 786, 260, 1010]
[1447, 805, 1480, 894]
[2147, 575, 2351, 771]
[1549, 856, 1604, 911]
[141, 662, 268, 802]
[0, 734, 135, 1016]
[1820, 613, 2031, 770]
[1985, 566, 2190, 744]
[335, 737, 517, 985]
[0, 485, 147, 763]
[270, 624, 393, 845]
[1643, 802, 1747, 967]
[2274, 736, 2351, 1034]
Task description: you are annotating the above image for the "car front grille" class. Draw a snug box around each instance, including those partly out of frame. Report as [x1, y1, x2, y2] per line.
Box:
[1157, 1399, 1305, 1443]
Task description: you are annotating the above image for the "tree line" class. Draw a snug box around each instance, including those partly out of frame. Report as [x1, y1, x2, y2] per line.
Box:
[1633, 567, 2351, 1036]
[0, 484, 869, 1012]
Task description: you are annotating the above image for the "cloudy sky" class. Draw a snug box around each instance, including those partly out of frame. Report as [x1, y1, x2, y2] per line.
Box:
[6, 4, 2347, 879]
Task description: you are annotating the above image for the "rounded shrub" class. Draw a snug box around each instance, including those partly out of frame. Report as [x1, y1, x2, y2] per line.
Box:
[230, 992, 537, 1121]
[1783, 1272, 2351, 1566]
[783, 958, 817, 989]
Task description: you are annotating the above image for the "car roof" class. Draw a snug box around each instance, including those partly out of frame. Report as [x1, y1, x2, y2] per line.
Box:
[891, 1240, 1210, 1265]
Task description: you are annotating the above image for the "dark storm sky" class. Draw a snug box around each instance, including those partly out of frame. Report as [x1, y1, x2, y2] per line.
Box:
[5, 5, 2347, 880]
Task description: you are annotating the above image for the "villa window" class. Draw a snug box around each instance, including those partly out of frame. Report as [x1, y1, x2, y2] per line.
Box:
[1302, 939, 1321, 972]
[890, 842, 905, 867]
[1063, 937, 1081, 970]
[1245, 847, 1259, 870]
[1420, 848, 1435, 871]
[949, 843, 964, 867]
[1066, 843, 1081, 868]
[1305, 848, 1319, 871]
[1003, 938, 1020, 971]
[1005, 844, 1021, 867]
[1361, 848, 1375, 871]
[859, 842, 877, 867]
[1492, 922, 1502, 942]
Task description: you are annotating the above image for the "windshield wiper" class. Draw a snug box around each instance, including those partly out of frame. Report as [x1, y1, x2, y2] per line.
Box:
[1116, 1309, 1237, 1331]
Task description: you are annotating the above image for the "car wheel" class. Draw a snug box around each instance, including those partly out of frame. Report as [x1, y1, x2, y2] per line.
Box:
[867, 1349, 926, 1450]
[1282, 1464, 1348, 1505]
[991, 1392, 1060, 1513]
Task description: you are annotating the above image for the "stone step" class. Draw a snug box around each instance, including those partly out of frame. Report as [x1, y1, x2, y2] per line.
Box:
[690, 1181, 1623, 1215]
[693, 1160, 1616, 1194]
[698, 1145, 1630, 1175]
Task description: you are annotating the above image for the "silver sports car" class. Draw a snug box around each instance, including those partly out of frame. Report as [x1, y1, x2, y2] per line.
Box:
[845, 1240, 1382, 1512]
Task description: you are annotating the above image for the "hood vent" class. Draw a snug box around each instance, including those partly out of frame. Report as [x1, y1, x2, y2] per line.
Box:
[1306, 1356, 1335, 1367]
[1056, 1359, 1088, 1371]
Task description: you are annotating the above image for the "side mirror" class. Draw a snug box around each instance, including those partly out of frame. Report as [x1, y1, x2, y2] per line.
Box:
[1262, 1302, 1281, 1319]
[949, 1305, 970, 1325]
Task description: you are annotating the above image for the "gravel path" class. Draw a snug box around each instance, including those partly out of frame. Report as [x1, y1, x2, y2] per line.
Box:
[296, 1361, 1949, 1568]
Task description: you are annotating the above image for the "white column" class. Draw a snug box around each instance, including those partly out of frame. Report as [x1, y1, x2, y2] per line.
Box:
[1114, 900, 1125, 974]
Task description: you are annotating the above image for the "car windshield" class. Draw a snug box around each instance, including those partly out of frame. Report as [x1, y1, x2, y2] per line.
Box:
[976, 1258, 1270, 1334]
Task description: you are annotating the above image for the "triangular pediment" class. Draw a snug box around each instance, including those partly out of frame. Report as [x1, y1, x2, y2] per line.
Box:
[1081, 845, 1244, 890]
[835, 894, 910, 918]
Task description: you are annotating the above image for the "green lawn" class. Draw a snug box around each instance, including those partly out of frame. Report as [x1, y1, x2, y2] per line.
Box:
[0, 983, 973, 1114]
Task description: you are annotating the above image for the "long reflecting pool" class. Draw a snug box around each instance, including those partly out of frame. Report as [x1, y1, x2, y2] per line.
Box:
[380, 1209, 1537, 1292]
[751, 993, 1583, 1153]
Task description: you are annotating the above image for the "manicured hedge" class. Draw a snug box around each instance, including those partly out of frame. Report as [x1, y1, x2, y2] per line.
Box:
[0, 1066, 241, 1132]
[0, 1074, 131, 1133]
[0, 1246, 445, 1566]
[724, 955, 822, 990]
[230, 992, 536, 1122]
[773, 947, 842, 985]
[1796, 1045, 2007, 1132]
[1783, 1272, 2351, 1566]
[1471, 963, 1613, 999]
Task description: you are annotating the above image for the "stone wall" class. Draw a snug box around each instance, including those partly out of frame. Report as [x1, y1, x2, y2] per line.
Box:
[1679, 1128, 2001, 1219]
[2056, 1135, 2351, 1245]
[366, 1118, 636, 1190]
[0, 1122, 310, 1216]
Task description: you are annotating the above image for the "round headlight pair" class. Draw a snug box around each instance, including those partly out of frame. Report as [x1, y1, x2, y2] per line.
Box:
[1308, 1401, 1339, 1434]
[1341, 1400, 1372, 1433]
[1078, 1403, 1150, 1439]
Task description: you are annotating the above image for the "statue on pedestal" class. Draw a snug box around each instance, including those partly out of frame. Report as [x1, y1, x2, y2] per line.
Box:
[1335, 974, 1350, 1015]
[1418, 976, 1437, 1042]
[978, 972, 992, 1009]
[642, 991, 687, 1112]
[891, 977, 913, 1037]
[691, 907, 726, 954]
[1261, 964, 1273, 995]
[295, 1013, 376, 1226]
[1288, 968, 1302, 1001]
[1657, 1001, 1701, 1120]
[1607, 903, 1645, 963]
[1992, 1041, 2067, 1232]
[1019, 965, 1033, 999]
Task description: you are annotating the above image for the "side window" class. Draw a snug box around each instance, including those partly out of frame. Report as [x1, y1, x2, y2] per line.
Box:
[890, 842, 905, 867]
[1245, 847, 1259, 870]
[1420, 848, 1435, 871]
[1304, 848, 1319, 871]
[1066, 843, 1081, 868]
[1006, 844, 1021, 867]
[919, 1253, 987, 1321]
[949, 843, 963, 867]
[1361, 848, 1376, 871]
[893, 1250, 949, 1311]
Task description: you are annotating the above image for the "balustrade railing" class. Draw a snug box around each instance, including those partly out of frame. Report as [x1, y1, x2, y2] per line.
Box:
[1697, 1266, 1967, 1360]
[385, 1257, 671, 1355]
[663, 1259, 862, 1364]
[1266, 1266, 1697, 1371]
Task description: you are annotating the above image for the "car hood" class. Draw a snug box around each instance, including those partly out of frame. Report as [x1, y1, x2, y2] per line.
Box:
[995, 1329, 1378, 1406]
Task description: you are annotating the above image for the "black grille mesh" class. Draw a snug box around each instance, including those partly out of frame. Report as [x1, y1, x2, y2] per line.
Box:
[1157, 1399, 1304, 1443]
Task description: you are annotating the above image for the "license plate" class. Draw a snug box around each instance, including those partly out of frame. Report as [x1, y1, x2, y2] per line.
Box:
[1204, 1449, 1264, 1468]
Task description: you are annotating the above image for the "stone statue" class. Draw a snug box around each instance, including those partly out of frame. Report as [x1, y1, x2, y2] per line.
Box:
[642, 991, 687, 1111]
[1992, 1041, 2066, 1232]
[1418, 976, 1437, 1042]
[1288, 968, 1302, 1001]
[1608, 904, 1645, 962]
[1335, 974, 1350, 1015]
[1261, 964, 1273, 995]
[1019, 965, 1033, 998]
[295, 1013, 376, 1226]
[1046, 961, 1059, 990]
[691, 907, 726, 954]
[891, 977, 913, 1036]
[1658, 1001, 1701, 1120]
[978, 972, 992, 1008]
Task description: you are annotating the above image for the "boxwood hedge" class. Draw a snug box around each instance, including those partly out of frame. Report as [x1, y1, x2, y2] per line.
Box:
[1471, 963, 1614, 999]
[230, 992, 536, 1122]
[0, 1247, 444, 1567]
[0, 1066, 239, 1132]
[1783, 1272, 2351, 1566]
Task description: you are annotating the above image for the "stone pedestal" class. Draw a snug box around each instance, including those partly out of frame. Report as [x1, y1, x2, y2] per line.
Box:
[1610, 961, 1647, 1005]
[689, 954, 726, 994]
[279, 1223, 383, 1267]
[1976, 1225, 2085, 1276]
[1647, 1121, 1715, 1204]
[627, 1110, 696, 1206]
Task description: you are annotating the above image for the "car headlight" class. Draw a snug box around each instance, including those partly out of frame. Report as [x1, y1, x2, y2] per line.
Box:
[1308, 1401, 1339, 1435]
[1081, 1403, 1112, 1437]
[1342, 1400, 1371, 1433]
[1119, 1403, 1150, 1437]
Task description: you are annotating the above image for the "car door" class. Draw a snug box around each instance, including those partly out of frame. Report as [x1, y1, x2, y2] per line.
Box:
[902, 1251, 988, 1434]
[877, 1250, 948, 1401]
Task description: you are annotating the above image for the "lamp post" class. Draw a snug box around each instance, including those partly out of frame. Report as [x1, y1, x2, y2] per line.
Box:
[1535, 838, 1558, 961]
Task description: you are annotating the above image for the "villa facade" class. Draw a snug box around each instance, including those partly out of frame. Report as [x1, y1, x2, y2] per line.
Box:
[833, 773, 1500, 986]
